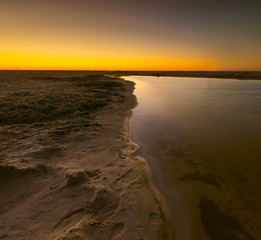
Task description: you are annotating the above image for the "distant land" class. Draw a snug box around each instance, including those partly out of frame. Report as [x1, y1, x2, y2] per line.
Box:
[1, 70, 261, 80]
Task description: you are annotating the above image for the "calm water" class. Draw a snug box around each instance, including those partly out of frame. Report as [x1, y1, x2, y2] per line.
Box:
[125, 76, 261, 240]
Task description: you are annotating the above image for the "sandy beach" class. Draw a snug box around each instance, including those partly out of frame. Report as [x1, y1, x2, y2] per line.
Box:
[0, 72, 168, 240]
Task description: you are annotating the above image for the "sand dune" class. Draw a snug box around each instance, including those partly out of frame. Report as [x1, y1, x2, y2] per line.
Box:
[0, 72, 168, 239]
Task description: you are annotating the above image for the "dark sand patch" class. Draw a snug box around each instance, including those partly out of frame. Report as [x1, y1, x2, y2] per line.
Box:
[199, 199, 253, 240]
[178, 170, 220, 188]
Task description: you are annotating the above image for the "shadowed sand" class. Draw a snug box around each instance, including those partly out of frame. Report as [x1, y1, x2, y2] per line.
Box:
[0, 72, 168, 239]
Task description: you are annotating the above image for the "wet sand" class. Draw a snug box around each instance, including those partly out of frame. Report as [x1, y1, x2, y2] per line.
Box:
[0, 72, 168, 240]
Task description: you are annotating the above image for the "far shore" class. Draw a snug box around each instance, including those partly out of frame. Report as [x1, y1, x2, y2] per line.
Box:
[1, 70, 261, 80]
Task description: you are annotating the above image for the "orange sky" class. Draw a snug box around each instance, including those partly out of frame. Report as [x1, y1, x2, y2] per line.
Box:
[1, 0, 261, 70]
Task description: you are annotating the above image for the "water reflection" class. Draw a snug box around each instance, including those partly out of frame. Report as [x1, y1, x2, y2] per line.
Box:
[125, 76, 261, 240]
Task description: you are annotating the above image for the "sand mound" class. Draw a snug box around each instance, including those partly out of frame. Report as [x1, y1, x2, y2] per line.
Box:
[66, 170, 89, 186]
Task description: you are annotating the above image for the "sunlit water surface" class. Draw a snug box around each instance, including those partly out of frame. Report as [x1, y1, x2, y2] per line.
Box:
[125, 76, 261, 240]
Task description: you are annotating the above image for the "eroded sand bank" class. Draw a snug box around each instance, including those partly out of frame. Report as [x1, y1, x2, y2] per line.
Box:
[0, 72, 168, 240]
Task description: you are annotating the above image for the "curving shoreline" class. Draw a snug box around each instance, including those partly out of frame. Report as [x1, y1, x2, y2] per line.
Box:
[0, 71, 168, 239]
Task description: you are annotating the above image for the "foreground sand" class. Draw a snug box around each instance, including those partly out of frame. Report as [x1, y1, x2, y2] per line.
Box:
[0, 72, 168, 239]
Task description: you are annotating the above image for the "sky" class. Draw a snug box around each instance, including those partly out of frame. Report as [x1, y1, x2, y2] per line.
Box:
[1, 0, 261, 70]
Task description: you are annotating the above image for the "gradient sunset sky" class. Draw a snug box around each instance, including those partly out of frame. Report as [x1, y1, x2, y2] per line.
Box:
[1, 0, 261, 70]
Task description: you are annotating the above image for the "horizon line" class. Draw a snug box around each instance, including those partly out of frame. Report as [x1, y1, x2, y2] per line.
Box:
[1, 69, 261, 72]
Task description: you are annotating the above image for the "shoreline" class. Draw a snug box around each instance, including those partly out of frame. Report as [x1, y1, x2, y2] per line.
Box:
[0, 72, 168, 239]
[127, 76, 190, 240]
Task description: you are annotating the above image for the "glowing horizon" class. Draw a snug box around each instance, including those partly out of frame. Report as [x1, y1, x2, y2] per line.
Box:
[1, 1, 261, 71]
[0, 52, 221, 71]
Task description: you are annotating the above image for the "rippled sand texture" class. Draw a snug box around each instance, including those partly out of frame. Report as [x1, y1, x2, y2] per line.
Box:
[0, 72, 167, 240]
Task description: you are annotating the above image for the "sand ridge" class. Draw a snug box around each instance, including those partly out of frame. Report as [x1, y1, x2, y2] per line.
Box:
[0, 72, 168, 240]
